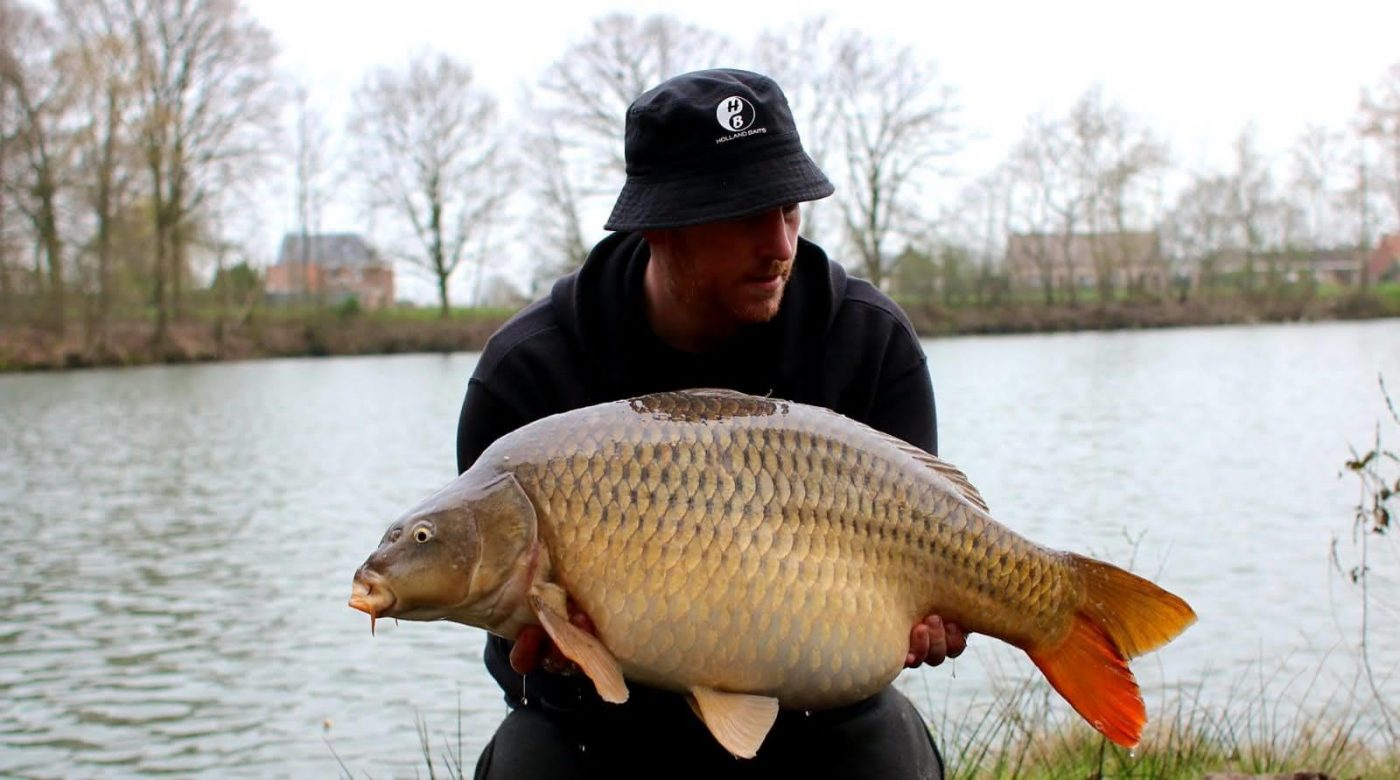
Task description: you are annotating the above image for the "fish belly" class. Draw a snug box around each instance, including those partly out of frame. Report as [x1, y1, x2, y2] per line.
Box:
[556, 519, 919, 708]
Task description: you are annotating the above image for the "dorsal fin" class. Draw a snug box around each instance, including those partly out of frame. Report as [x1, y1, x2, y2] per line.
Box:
[645, 389, 992, 512]
[892, 441, 990, 513]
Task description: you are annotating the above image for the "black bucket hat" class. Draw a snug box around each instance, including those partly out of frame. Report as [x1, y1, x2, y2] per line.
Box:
[604, 68, 834, 232]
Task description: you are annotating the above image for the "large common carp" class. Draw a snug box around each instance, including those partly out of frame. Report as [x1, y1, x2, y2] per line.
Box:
[349, 389, 1195, 758]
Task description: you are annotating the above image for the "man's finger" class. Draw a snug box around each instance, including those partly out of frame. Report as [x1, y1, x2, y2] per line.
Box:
[906, 623, 932, 668]
[944, 621, 968, 659]
[510, 626, 548, 674]
[923, 615, 949, 666]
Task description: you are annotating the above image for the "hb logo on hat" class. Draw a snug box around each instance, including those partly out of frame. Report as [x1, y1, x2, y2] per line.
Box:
[717, 96, 756, 132]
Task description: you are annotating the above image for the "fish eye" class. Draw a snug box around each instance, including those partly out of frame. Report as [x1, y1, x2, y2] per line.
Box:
[413, 525, 433, 543]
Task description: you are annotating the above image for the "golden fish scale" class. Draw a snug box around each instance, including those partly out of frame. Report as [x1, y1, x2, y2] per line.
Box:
[484, 392, 1076, 708]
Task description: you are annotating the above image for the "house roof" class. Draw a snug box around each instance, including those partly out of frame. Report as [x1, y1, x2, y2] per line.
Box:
[276, 233, 382, 268]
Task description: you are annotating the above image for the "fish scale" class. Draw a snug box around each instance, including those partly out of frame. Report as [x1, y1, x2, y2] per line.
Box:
[351, 388, 1195, 755]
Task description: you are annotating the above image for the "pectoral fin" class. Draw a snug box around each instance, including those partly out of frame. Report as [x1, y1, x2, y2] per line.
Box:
[686, 685, 780, 759]
[528, 582, 628, 704]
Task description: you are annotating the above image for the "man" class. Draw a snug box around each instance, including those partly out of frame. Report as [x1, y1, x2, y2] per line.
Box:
[458, 68, 966, 779]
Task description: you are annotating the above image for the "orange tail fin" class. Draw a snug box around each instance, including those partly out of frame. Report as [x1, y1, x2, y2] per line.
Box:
[1025, 554, 1196, 748]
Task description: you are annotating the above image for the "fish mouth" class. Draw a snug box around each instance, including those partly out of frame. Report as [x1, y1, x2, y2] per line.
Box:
[349, 577, 396, 635]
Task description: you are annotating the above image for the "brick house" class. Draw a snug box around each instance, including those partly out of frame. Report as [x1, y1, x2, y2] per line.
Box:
[266, 233, 394, 309]
[1371, 234, 1400, 283]
[1269, 247, 1370, 286]
[1005, 231, 1167, 292]
[1211, 242, 1395, 286]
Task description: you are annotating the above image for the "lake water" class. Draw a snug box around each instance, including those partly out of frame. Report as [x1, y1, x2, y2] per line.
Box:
[2, 319, 1398, 778]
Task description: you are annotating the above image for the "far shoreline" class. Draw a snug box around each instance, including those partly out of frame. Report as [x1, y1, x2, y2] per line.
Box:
[3, 293, 1397, 374]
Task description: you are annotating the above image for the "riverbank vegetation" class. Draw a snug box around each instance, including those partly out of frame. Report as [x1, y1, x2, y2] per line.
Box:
[3, 282, 1398, 372]
[3, 4, 1399, 374]
[0, 296, 514, 371]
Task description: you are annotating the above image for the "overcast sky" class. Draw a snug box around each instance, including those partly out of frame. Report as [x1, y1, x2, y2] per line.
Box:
[242, 0, 1400, 299]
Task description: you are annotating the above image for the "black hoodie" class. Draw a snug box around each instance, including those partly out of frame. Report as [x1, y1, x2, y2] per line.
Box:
[455, 230, 937, 712]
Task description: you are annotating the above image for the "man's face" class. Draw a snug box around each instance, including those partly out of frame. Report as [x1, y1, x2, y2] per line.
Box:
[647, 204, 801, 328]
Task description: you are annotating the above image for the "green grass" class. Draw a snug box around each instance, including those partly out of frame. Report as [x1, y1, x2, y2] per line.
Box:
[0, 293, 516, 326]
[930, 669, 1399, 779]
[1366, 281, 1400, 310]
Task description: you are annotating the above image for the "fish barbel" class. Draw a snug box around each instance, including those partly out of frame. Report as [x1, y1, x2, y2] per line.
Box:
[349, 389, 1195, 757]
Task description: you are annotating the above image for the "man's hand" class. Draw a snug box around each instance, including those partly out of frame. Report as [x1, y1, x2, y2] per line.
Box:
[905, 615, 968, 668]
[509, 611, 596, 675]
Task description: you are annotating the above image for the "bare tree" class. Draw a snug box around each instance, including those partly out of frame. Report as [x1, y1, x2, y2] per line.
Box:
[349, 51, 507, 318]
[1000, 89, 1169, 305]
[1227, 126, 1284, 294]
[1358, 62, 1400, 231]
[520, 13, 734, 284]
[536, 14, 736, 177]
[1163, 173, 1235, 299]
[1067, 87, 1169, 300]
[57, 0, 141, 349]
[518, 92, 591, 293]
[1289, 124, 1347, 251]
[123, 0, 281, 348]
[1007, 113, 1084, 304]
[829, 30, 959, 289]
[0, 1, 17, 318]
[1355, 62, 1400, 291]
[0, 0, 72, 333]
[1339, 131, 1382, 293]
[292, 84, 329, 303]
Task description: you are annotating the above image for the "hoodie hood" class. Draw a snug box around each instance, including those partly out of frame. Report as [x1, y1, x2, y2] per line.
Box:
[549, 231, 848, 399]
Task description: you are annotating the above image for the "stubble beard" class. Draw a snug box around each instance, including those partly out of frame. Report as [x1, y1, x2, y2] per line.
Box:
[730, 264, 791, 324]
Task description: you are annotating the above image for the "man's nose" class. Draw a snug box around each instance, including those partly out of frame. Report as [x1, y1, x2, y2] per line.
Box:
[753, 207, 795, 260]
